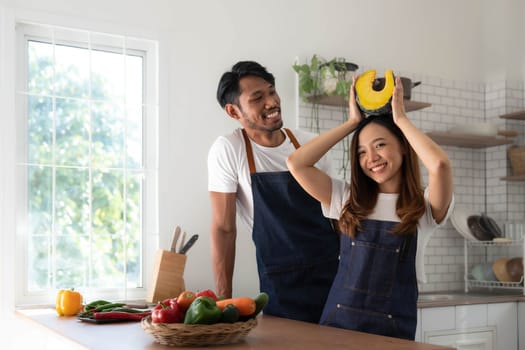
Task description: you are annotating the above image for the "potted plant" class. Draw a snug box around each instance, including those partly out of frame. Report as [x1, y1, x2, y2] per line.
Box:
[293, 55, 358, 178]
[293, 55, 358, 103]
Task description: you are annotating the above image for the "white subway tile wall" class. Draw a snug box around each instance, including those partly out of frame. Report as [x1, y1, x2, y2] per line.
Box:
[297, 71, 525, 293]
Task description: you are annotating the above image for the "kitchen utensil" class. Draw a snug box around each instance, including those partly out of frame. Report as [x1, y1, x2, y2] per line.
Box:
[373, 76, 421, 100]
[479, 214, 503, 238]
[506, 257, 523, 282]
[508, 146, 525, 176]
[178, 230, 187, 253]
[504, 222, 525, 240]
[147, 226, 187, 303]
[400, 77, 421, 100]
[450, 206, 477, 241]
[467, 215, 492, 241]
[492, 258, 512, 282]
[179, 234, 199, 254]
[470, 262, 496, 281]
[492, 237, 512, 243]
[319, 61, 358, 72]
[170, 226, 181, 252]
[78, 316, 142, 324]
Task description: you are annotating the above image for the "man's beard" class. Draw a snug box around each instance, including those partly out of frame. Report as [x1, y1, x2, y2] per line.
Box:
[241, 110, 283, 132]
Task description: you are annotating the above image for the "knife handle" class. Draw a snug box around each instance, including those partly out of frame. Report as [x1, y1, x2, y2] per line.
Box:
[179, 234, 199, 254]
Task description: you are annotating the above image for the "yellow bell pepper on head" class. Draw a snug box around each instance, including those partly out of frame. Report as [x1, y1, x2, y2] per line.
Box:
[56, 288, 83, 316]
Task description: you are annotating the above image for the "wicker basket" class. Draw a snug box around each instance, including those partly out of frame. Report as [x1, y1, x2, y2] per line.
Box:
[141, 316, 258, 347]
[508, 146, 525, 175]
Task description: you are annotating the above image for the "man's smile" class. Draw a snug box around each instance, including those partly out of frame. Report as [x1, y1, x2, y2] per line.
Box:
[264, 108, 280, 119]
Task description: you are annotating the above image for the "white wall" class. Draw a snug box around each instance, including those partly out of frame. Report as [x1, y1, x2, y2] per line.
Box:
[1, 0, 524, 301]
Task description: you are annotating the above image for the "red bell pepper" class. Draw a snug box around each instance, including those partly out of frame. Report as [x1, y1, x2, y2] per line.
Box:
[161, 298, 178, 309]
[151, 301, 184, 323]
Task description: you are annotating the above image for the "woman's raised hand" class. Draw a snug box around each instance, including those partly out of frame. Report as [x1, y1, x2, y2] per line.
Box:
[391, 76, 407, 124]
[348, 75, 364, 125]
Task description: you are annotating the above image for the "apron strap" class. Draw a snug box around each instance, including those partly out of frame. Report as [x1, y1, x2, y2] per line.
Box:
[241, 129, 256, 175]
[284, 128, 301, 149]
[241, 128, 301, 175]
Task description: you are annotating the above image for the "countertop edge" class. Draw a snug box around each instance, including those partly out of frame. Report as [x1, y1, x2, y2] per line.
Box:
[417, 292, 525, 308]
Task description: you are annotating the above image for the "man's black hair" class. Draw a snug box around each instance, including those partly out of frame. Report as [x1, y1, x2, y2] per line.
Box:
[216, 61, 275, 108]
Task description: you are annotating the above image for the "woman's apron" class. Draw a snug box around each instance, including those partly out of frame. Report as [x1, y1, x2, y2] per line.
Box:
[242, 128, 339, 323]
[319, 219, 418, 340]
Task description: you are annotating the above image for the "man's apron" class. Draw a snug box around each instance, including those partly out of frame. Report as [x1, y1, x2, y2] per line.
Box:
[242, 128, 339, 323]
[319, 219, 418, 340]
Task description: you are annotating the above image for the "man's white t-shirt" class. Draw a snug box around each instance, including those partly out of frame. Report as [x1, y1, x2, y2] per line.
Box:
[207, 128, 332, 230]
[322, 178, 454, 283]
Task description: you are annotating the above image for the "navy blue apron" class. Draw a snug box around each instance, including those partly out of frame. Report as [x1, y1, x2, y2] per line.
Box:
[242, 128, 339, 323]
[319, 219, 418, 340]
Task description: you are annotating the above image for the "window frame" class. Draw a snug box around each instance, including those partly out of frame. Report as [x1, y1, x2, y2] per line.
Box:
[14, 22, 159, 306]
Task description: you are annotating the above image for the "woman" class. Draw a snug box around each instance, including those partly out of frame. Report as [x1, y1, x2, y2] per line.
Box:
[286, 76, 454, 340]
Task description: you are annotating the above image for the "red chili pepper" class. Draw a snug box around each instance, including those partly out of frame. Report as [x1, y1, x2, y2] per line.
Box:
[194, 289, 218, 301]
[93, 311, 151, 321]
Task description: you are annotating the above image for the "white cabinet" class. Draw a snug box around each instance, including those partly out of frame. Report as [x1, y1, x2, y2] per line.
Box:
[419, 302, 518, 350]
[518, 301, 525, 350]
[426, 327, 495, 350]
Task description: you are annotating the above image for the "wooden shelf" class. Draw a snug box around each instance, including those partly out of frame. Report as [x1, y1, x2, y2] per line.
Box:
[426, 131, 514, 148]
[500, 110, 525, 120]
[500, 175, 525, 181]
[307, 95, 432, 112]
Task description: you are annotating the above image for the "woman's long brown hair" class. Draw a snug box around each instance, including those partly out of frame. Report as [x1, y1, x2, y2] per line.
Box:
[338, 114, 425, 237]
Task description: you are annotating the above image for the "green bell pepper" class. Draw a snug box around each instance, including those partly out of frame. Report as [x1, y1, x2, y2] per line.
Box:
[183, 296, 222, 324]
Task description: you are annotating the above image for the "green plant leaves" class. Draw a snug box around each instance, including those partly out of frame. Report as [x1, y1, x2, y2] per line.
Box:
[293, 55, 353, 102]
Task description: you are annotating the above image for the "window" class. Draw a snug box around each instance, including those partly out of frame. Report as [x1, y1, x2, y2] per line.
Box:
[15, 23, 158, 305]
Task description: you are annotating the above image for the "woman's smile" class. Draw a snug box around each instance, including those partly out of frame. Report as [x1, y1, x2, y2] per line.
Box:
[369, 162, 387, 173]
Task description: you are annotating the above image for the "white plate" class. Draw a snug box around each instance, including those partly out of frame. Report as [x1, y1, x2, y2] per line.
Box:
[451, 206, 478, 241]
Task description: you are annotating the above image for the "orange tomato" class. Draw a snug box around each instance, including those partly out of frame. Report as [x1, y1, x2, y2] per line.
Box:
[176, 290, 196, 310]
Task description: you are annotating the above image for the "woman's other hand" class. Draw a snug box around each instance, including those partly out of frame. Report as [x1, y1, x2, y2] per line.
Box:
[392, 76, 407, 124]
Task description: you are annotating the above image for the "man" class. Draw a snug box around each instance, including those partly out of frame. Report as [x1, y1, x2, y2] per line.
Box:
[208, 61, 339, 323]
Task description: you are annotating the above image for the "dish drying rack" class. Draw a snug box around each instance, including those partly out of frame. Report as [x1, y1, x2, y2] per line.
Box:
[464, 239, 525, 294]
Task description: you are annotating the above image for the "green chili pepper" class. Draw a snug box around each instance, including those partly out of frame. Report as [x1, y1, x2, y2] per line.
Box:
[109, 307, 149, 313]
[95, 302, 126, 311]
[84, 300, 111, 311]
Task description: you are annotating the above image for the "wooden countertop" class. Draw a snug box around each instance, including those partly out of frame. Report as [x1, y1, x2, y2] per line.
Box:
[417, 290, 525, 308]
[16, 308, 453, 350]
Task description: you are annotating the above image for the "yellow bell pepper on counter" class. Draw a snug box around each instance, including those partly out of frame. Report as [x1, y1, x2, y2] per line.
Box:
[56, 288, 83, 316]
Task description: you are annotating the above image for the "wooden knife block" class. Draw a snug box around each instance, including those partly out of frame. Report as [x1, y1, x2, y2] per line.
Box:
[146, 249, 186, 303]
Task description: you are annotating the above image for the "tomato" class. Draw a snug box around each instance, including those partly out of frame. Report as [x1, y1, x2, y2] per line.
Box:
[176, 290, 196, 310]
[195, 289, 218, 301]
